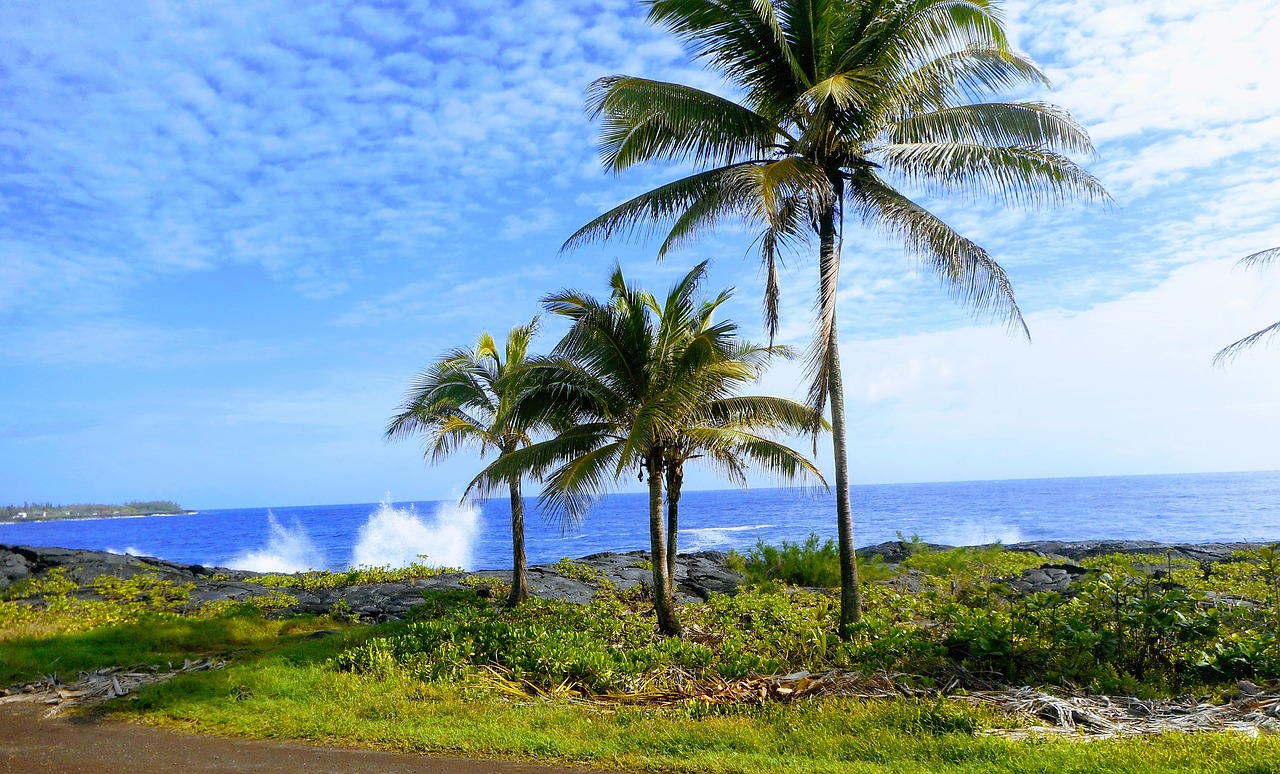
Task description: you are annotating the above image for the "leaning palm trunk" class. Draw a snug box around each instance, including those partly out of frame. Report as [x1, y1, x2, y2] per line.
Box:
[507, 477, 529, 607]
[665, 463, 684, 585]
[648, 454, 681, 636]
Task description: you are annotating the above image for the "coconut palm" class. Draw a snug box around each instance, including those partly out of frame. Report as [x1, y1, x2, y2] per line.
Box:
[386, 320, 543, 607]
[475, 262, 824, 635]
[1215, 247, 1280, 364]
[564, 0, 1108, 634]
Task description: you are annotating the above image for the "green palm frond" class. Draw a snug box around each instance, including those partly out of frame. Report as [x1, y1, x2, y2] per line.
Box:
[647, 0, 809, 114]
[875, 141, 1110, 208]
[882, 46, 1047, 115]
[851, 174, 1029, 337]
[589, 76, 782, 171]
[887, 102, 1096, 156]
[562, 162, 768, 253]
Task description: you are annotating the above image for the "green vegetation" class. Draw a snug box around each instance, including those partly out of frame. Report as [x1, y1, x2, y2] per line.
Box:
[0, 500, 184, 522]
[330, 546, 1280, 698]
[250, 562, 457, 592]
[4, 545, 1280, 771]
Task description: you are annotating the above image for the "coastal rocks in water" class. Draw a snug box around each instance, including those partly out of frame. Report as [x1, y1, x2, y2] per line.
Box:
[1001, 540, 1270, 563]
[857, 540, 956, 564]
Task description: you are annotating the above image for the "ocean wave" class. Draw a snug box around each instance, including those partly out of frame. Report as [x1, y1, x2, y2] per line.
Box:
[681, 523, 775, 552]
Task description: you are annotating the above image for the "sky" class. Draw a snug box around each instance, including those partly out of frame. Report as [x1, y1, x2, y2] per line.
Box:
[2, 0, 1278, 510]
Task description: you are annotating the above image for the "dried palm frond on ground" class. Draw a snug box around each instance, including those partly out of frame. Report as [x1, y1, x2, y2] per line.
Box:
[964, 684, 1280, 738]
[0, 657, 226, 717]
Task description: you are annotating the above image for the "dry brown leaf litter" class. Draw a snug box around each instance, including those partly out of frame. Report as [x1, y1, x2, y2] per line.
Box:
[0, 657, 225, 717]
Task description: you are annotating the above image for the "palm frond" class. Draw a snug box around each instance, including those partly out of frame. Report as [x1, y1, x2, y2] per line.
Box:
[887, 101, 1096, 157]
[881, 46, 1047, 116]
[851, 173, 1029, 338]
[589, 76, 782, 171]
[562, 162, 766, 253]
[874, 142, 1110, 208]
[1214, 320, 1280, 366]
[1239, 246, 1280, 270]
[646, 0, 809, 115]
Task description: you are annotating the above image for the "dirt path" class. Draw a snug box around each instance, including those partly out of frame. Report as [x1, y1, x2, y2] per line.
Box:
[0, 704, 620, 774]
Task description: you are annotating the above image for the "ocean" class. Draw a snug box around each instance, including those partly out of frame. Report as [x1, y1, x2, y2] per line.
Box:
[3, 471, 1279, 573]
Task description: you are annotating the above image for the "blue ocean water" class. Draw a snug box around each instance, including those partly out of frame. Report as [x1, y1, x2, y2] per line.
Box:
[3, 471, 1279, 573]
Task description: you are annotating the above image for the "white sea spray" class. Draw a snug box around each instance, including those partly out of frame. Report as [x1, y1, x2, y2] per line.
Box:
[935, 520, 1025, 547]
[105, 546, 147, 556]
[226, 512, 326, 573]
[350, 497, 478, 570]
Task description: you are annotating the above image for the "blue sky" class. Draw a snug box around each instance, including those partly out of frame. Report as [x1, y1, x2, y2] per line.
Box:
[2, 0, 1278, 510]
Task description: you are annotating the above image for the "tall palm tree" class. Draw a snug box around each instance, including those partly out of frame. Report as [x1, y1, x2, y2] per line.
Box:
[475, 262, 824, 635]
[564, 0, 1108, 634]
[1215, 247, 1280, 364]
[386, 320, 543, 607]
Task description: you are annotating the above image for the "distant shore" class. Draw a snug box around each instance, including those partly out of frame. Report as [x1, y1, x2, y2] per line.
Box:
[0, 509, 195, 525]
[1, 500, 190, 524]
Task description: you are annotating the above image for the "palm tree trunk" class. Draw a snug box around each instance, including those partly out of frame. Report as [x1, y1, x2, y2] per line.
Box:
[506, 477, 529, 607]
[819, 183, 862, 636]
[827, 320, 862, 633]
[665, 462, 684, 585]
[648, 453, 681, 636]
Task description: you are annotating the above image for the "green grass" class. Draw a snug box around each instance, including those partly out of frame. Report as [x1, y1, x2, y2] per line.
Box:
[119, 656, 1280, 773]
[0, 610, 358, 685]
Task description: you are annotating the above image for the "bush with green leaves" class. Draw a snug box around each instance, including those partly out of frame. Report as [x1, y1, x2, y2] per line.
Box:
[735, 533, 842, 587]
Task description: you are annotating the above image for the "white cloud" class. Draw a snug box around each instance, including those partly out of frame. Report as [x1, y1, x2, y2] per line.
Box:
[828, 256, 1280, 482]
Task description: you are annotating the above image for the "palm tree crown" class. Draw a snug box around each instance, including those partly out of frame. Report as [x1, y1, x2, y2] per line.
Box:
[386, 320, 543, 606]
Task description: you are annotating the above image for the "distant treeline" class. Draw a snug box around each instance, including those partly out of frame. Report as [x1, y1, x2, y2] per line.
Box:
[0, 501, 184, 521]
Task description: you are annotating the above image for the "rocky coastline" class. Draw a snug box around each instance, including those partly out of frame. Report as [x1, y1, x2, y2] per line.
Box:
[2, 539, 1274, 622]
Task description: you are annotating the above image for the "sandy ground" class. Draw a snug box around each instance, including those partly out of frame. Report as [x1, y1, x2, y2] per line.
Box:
[0, 703, 621, 774]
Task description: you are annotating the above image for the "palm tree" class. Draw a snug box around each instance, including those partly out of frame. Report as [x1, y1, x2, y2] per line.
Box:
[564, 0, 1108, 634]
[1215, 246, 1280, 364]
[475, 262, 824, 635]
[386, 320, 543, 607]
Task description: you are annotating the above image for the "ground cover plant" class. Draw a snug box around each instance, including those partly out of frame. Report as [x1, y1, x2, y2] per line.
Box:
[3, 545, 1280, 772]
[249, 562, 456, 592]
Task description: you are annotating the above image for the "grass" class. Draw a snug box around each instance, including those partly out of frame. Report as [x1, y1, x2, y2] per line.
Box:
[121, 658, 1280, 773]
[4, 545, 1280, 772]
